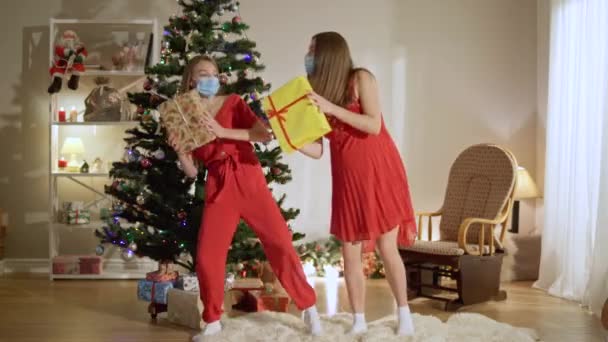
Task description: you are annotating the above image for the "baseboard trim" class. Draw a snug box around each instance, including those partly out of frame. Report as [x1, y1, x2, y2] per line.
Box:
[2, 258, 49, 274]
[2, 258, 158, 274]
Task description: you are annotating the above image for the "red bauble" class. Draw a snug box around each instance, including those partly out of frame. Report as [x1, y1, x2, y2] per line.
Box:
[219, 74, 229, 84]
[137, 106, 145, 114]
[177, 210, 187, 220]
[232, 16, 242, 24]
[143, 78, 153, 91]
[272, 167, 281, 175]
[140, 158, 152, 169]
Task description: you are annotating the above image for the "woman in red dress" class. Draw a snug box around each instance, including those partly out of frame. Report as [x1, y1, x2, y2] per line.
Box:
[169, 56, 321, 340]
[299, 32, 417, 336]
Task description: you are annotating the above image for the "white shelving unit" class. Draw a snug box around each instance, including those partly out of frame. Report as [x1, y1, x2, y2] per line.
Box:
[48, 18, 159, 280]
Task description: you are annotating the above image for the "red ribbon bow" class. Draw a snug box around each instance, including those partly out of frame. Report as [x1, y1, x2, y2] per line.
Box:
[266, 94, 309, 150]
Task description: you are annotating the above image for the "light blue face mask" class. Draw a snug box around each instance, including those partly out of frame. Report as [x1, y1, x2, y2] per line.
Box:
[304, 54, 315, 75]
[196, 76, 220, 97]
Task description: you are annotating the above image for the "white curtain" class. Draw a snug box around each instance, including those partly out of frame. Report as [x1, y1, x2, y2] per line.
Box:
[535, 0, 608, 315]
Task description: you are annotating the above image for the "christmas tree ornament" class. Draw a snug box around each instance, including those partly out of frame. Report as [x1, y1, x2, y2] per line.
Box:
[144, 78, 154, 91]
[147, 226, 155, 234]
[236, 262, 244, 271]
[136, 194, 146, 205]
[219, 73, 229, 84]
[95, 244, 105, 256]
[128, 242, 138, 252]
[243, 53, 252, 63]
[232, 16, 241, 24]
[230, 3, 239, 11]
[271, 167, 281, 175]
[218, 8, 225, 16]
[140, 158, 152, 168]
[121, 248, 135, 261]
[177, 210, 187, 220]
[152, 149, 166, 160]
[222, 22, 231, 32]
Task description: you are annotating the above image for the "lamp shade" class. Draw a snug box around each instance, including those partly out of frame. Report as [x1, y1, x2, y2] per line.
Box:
[60, 137, 85, 155]
[514, 166, 540, 200]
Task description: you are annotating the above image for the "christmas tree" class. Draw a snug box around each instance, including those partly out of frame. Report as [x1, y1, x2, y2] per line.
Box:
[96, 0, 303, 273]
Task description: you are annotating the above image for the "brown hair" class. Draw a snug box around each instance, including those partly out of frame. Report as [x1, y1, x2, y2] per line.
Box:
[179, 55, 220, 94]
[308, 32, 356, 106]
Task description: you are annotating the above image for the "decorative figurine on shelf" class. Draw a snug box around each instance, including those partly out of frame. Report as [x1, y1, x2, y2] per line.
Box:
[48, 30, 88, 94]
[91, 157, 103, 173]
[80, 160, 89, 173]
[112, 43, 140, 71]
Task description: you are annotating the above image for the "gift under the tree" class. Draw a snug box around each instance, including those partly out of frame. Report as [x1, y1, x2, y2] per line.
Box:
[262, 76, 332, 154]
[175, 273, 199, 292]
[79, 256, 102, 274]
[234, 289, 290, 313]
[52, 256, 79, 274]
[145, 264, 179, 282]
[167, 288, 204, 329]
[137, 279, 174, 305]
[66, 209, 90, 224]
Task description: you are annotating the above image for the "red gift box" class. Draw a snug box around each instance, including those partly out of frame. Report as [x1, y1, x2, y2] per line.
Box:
[79, 256, 102, 274]
[259, 292, 290, 312]
[52, 255, 79, 274]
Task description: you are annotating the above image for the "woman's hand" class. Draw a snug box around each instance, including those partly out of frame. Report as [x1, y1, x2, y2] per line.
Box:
[307, 91, 339, 116]
[168, 133, 182, 152]
[168, 133, 198, 178]
[200, 113, 225, 138]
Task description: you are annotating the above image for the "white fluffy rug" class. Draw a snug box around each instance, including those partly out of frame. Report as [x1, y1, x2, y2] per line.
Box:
[201, 312, 539, 342]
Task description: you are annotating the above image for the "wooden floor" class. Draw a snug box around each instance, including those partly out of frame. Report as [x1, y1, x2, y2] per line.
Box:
[0, 274, 604, 342]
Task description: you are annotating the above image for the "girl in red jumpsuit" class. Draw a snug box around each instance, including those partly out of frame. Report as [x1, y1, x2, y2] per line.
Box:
[169, 56, 322, 339]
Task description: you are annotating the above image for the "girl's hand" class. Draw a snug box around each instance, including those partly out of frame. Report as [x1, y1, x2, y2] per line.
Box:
[307, 91, 338, 116]
[168, 133, 181, 152]
[200, 113, 225, 138]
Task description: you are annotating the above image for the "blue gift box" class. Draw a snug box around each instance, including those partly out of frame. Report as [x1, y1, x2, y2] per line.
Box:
[137, 280, 174, 304]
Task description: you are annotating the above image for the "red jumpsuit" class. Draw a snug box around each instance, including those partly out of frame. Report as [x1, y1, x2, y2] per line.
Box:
[192, 94, 317, 323]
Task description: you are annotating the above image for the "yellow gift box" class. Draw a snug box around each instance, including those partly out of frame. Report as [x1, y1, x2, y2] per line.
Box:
[262, 76, 331, 153]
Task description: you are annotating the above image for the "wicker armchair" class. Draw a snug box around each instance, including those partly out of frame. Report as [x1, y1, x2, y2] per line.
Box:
[400, 144, 517, 311]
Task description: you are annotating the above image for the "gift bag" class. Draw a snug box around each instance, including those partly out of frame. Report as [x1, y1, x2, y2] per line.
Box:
[83, 77, 125, 122]
[159, 89, 215, 153]
[262, 76, 331, 153]
[167, 288, 204, 329]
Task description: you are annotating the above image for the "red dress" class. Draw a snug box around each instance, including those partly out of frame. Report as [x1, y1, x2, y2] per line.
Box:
[326, 94, 417, 253]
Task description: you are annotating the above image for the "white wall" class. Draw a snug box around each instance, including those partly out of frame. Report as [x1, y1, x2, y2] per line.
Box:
[0, 0, 540, 258]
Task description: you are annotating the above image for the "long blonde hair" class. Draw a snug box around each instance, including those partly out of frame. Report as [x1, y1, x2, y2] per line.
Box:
[179, 55, 220, 94]
[307, 32, 356, 106]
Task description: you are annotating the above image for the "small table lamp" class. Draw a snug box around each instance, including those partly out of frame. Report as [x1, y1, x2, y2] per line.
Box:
[510, 166, 540, 233]
[61, 137, 85, 172]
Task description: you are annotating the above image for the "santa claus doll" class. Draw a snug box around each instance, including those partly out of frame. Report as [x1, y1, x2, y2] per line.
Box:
[48, 30, 88, 94]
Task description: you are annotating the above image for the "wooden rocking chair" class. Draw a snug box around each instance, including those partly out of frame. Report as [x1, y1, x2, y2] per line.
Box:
[400, 144, 517, 311]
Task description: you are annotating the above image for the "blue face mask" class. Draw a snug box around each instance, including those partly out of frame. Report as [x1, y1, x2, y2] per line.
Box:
[196, 76, 220, 97]
[304, 54, 315, 75]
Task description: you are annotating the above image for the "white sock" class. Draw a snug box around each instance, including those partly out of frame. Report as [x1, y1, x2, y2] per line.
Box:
[397, 306, 415, 336]
[192, 320, 222, 341]
[303, 305, 322, 335]
[348, 312, 367, 334]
